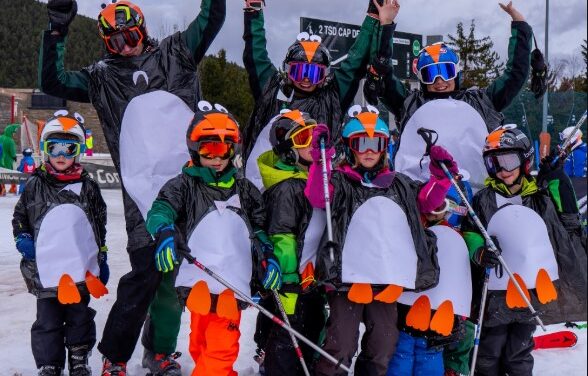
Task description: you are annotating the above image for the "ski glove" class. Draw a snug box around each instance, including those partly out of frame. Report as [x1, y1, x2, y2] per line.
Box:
[367, 0, 384, 18]
[473, 236, 501, 268]
[310, 124, 334, 161]
[98, 246, 109, 285]
[47, 0, 78, 36]
[262, 254, 282, 291]
[278, 291, 298, 315]
[15, 233, 35, 260]
[254, 229, 273, 255]
[429, 145, 459, 178]
[154, 225, 179, 273]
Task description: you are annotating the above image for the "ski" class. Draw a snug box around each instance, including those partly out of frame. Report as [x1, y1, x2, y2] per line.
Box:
[534, 330, 578, 350]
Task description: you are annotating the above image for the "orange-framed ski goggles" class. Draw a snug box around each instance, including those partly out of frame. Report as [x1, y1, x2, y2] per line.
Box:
[102, 26, 144, 54]
[197, 140, 236, 160]
[290, 125, 316, 149]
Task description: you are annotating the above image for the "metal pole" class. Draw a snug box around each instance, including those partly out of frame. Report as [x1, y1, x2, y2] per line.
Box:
[470, 269, 491, 376]
[541, 0, 549, 133]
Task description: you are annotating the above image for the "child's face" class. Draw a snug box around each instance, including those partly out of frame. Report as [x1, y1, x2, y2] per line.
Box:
[297, 146, 313, 164]
[292, 78, 318, 93]
[355, 150, 383, 169]
[199, 156, 230, 172]
[496, 167, 521, 186]
[48, 155, 75, 171]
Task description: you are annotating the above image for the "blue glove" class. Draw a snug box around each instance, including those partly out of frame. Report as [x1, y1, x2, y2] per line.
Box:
[16, 233, 35, 260]
[98, 246, 109, 285]
[262, 255, 282, 291]
[154, 225, 178, 273]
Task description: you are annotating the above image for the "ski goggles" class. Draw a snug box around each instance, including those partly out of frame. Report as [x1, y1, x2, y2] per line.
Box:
[197, 141, 236, 160]
[288, 62, 327, 85]
[419, 62, 458, 84]
[44, 139, 82, 159]
[103, 26, 144, 54]
[349, 134, 389, 154]
[484, 152, 522, 174]
[289, 125, 316, 148]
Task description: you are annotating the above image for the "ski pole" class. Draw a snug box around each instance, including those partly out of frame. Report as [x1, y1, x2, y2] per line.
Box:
[320, 136, 335, 263]
[416, 128, 547, 332]
[469, 268, 490, 376]
[272, 291, 311, 376]
[182, 252, 350, 373]
[552, 110, 587, 166]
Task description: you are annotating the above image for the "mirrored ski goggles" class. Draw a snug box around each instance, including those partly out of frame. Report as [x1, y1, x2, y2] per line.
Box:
[349, 134, 389, 154]
[197, 141, 236, 160]
[484, 152, 522, 174]
[290, 125, 316, 148]
[44, 139, 82, 159]
[288, 62, 327, 85]
[419, 62, 458, 84]
[103, 27, 144, 54]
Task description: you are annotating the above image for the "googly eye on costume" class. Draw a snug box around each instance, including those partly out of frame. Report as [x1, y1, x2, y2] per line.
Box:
[366, 105, 380, 115]
[214, 104, 229, 114]
[310, 35, 322, 43]
[73, 113, 85, 124]
[348, 105, 363, 118]
[197, 101, 213, 112]
[297, 32, 310, 42]
[54, 109, 69, 117]
[501, 124, 518, 130]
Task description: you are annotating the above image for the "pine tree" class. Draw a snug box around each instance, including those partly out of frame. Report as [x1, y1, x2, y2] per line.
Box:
[447, 20, 505, 89]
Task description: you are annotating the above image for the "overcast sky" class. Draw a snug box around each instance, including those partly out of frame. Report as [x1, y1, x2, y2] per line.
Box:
[54, 0, 587, 73]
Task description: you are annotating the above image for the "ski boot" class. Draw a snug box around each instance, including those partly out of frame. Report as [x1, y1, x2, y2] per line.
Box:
[38, 366, 63, 376]
[253, 347, 266, 375]
[101, 357, 126, 376]
[142, 349, 182, 376]
[68, 344, 92, 376]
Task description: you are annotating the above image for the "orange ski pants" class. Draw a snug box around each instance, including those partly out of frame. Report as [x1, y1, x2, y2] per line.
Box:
[189, 311, 241, 376]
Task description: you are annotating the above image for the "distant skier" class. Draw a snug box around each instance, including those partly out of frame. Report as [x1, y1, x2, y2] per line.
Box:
[17, 147, 36, 194]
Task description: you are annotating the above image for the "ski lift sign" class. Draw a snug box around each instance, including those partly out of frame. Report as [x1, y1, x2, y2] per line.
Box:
[300, 17, 422, 80]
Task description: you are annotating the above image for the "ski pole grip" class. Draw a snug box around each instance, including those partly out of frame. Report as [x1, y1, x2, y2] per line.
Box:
[417, 127, 438, 154]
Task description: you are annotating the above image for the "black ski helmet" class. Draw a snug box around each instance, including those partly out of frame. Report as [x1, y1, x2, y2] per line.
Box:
[483, 125, 535, 177]
[270, 110, 317, 165]
[283, 32, 331, 69]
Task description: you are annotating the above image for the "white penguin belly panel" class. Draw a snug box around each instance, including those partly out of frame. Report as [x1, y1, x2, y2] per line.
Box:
[245, 115, 280, 192]
[299, 209, 327, 273]
[487, 205, 559, 291]
[342, 197, 418, 288]
[398, 225, 472, 317]
[395, 99, 488, 191]
[119, 90, 194, 219]
[36, 204, 99, 288]
[175, 209, 253, 296]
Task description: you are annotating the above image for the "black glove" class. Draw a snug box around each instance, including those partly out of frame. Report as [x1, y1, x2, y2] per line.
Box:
[427, 316, 467, 349]
[539, 152, 580, 214]
[538, 151, 564, 178]
[367, 0, 384, 17]
[363, 57, 390, 106]
[473, 236, 501, 268]
[530, 39, 547, 99]
[47, 0, 78, 36]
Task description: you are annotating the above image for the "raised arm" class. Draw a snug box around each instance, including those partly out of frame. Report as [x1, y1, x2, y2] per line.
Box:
[243, 3, 278, 100]
[181, 0, 227, 64]
[486, 2, 532, 111]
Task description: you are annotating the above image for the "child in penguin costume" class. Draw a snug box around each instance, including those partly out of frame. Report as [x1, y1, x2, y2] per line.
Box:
[366, 2, 532, 191]
[12, 111, 108, 376]
[462, 125, 587, 376]
[253, 109, 328, 375]
[389, 179, 474, 376]
[40, 0, 226, 371]
[241, 0, 400, 166]
[144, 102, 282, 376]
[305, 106, 457, 376]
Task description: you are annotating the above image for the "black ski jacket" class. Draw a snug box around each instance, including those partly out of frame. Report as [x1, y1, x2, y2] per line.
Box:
[377, 22, 533, 133]
[12, 167, 106, 298]
[316, 171, 439, 292]
[462, 182, 587, 326]
[39, 0, 226, 250]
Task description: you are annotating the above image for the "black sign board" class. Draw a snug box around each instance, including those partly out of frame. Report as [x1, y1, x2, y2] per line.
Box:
[300, 17, 422, 80]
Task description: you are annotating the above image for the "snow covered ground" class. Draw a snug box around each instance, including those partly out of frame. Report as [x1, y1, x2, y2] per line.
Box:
[1, 190, 586, 375]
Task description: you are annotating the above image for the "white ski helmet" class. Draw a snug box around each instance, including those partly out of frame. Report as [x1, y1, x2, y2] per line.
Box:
[559, 126, 583, 150]
[40, 110, 87, 162]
